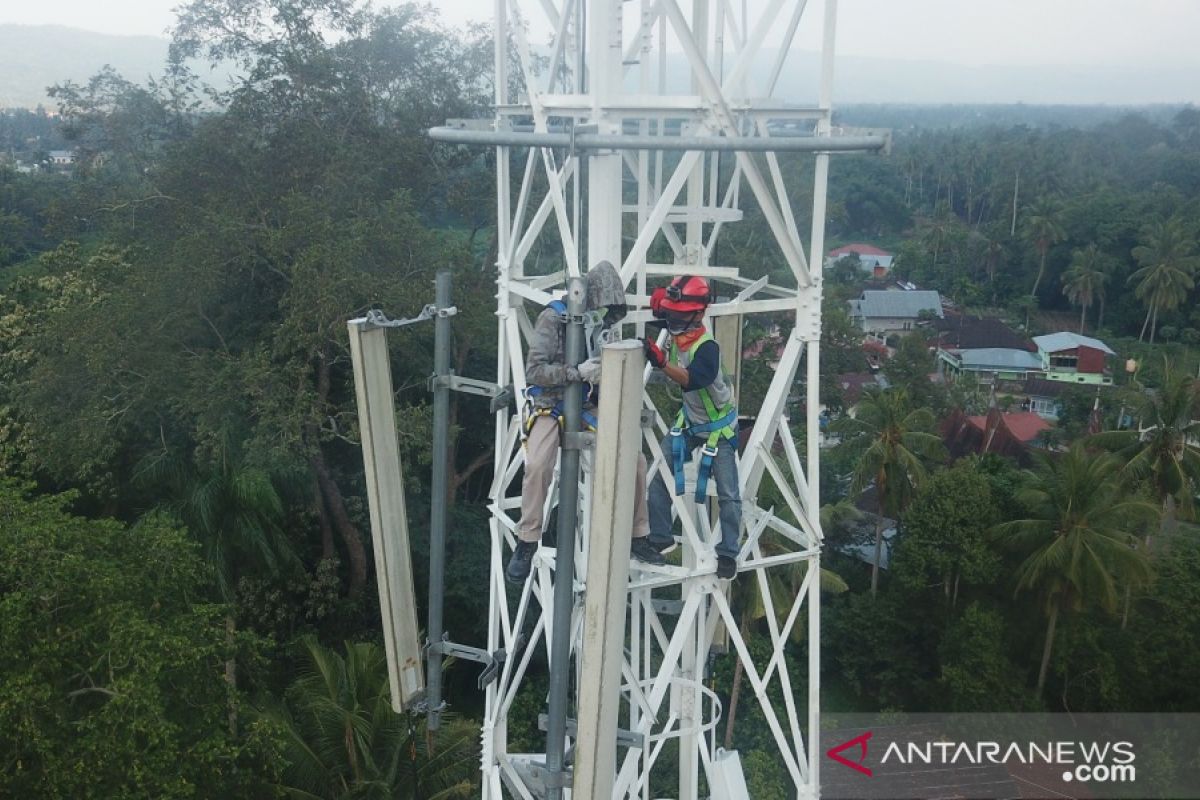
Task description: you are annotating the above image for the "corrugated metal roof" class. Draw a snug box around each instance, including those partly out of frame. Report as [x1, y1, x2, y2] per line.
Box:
[959, 348, 1043, 370]
[829, 243, 891, 257]
[1033, 332, 1116, 356]
[856, 290, 943, 319]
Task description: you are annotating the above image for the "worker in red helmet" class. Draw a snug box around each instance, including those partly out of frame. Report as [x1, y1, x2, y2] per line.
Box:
[642, 275, 741, 580]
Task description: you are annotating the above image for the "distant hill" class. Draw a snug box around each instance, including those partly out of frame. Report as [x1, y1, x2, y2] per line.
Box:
[3, 23, 1197, 111]
[0, 25, 169, 109]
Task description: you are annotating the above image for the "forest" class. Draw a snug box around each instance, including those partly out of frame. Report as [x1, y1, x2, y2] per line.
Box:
[1, 0, 1199, 797]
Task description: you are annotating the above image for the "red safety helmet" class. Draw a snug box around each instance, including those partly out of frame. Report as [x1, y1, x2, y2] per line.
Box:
[660, 275, 713, 313]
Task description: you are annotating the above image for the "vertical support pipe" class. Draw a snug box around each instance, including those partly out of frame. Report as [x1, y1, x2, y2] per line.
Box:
[573, 341, 645, 800]
[546, 276, 587, 800]
[427, 271, 452, 733]
[807, 2, 838, 795]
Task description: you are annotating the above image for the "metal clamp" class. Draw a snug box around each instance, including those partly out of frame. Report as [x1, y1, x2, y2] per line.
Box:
[427, 635, 513, 689]
[359, 304, 457, 331]
[530, 765, 572, 790]
[562, 431, 595, 450]
[489, 384, 516, 414]
[537, 714, 647, 751]
[429, 373, 506, 398]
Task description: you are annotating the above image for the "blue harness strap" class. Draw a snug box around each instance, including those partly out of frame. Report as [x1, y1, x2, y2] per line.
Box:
[670, 408, 738, 502]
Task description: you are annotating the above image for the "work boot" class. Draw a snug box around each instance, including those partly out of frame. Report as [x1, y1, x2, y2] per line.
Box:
[630, 536, 666, 566]
[716, 555, 737, 580]
[506, 540, 538, 584]
[648, 536, 677, 555]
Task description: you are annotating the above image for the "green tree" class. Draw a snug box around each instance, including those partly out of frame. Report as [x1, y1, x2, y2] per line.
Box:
[1129, 217, 1200, 343]
[1024, 196, 1065, 301]
[0, 482, 276, 798]
[259, 636, 479, 799]
[894, 461, 1002, 607]
[936, 603, 1033, 712]
[1062, 243, 1110, 333]
[882, 331, 939, 410]
[137, 425, 301, 732]
[836, 388, 946, 596]
[992, 446, 1155, 696]
[1090, 362, 1200, 547]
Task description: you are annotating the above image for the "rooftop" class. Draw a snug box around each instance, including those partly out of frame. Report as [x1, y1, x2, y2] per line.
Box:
[958, 348, 1044, 371]
[1033, 331, 1116, 356]
[968, 411, 1051, 443]
[933, 313, 1034, 351]
[854, 290, 943, 320]
[828, 243, 891, 257]
[836, 372, 880, 406]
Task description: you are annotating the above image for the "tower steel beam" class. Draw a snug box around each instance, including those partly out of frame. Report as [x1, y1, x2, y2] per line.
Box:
[439, 0, 879, 796]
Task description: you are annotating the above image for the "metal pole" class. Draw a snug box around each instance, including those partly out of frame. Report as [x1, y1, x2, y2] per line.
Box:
[545, 276, 587, 800]
[427, 126, 888, 154]
[426, 271, 452, 733]
[573, 341, 644, 799]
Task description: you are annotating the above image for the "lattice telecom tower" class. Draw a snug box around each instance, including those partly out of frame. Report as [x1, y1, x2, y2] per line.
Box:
[427, 1, 887, 797]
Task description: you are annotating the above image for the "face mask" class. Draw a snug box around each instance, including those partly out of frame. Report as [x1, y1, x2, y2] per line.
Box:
[666, 311, 698, 335]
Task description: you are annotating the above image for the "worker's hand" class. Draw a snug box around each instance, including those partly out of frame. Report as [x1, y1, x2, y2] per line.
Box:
[642, 338, 667, 369]
[578, 357, 602, 384]
[565, 365, 581, 383]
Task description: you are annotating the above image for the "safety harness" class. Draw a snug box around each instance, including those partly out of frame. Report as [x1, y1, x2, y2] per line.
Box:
[668, 332, 738, 502]
[522, 386, 598, 438]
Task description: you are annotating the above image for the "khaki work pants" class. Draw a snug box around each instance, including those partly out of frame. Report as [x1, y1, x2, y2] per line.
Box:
[517, 414, 650, 543]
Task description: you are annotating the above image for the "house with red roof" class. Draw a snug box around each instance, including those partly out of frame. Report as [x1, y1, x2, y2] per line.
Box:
[941, 408, 1052, 465]
[825, 243, 894, 277]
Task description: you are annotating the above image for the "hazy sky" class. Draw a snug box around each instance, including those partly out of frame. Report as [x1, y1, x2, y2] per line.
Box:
[3, 0, 1198, 70]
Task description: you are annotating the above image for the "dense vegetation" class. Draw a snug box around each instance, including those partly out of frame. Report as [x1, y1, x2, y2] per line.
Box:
[1, 0, 1198, 797]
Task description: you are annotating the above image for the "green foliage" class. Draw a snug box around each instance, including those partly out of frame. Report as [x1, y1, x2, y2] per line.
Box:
[0, 481, 277, 798]
[936, 603, 1035, 711]
[894, 462, 1002, 601]
[1090, 361, 1200, 523]
[837, 387, 946, 520]
[257, 636, 479, 799]
[993, 445, 1156, 693]
[823, 589, 941, 709]
[1128, 217, 1200, 343]
[882, 332, 943, 410]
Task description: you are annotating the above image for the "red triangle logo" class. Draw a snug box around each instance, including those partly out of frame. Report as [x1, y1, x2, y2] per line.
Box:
[826, 731, 873, 777]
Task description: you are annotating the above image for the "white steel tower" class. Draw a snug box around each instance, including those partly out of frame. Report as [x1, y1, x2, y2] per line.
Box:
[431, 1, 886, 797]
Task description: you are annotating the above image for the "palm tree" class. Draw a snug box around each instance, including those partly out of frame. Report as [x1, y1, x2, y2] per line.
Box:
[1090, 362, 1200, 548]
[836, 388, 946, 596]
[1061, 244, 1109, 333]
[261, 636, 478, 799]
[137, 427, 299, 732]
[983, 236, 1005, 286]
[993, 446, 1154, 695]
[1024, 197, 1065, 301]
[1129, 218, 1200, 343]
[923, 211, 954, 275]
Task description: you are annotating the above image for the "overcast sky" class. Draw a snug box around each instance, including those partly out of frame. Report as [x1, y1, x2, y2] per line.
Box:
[4, 0, 1198, 70]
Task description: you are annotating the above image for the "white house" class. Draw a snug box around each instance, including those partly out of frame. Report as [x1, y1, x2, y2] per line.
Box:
[826, 243, 894, 276]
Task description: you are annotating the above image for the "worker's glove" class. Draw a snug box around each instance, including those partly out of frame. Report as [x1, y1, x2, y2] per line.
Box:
[642, 338, 667, 369]
[578, 356, 602, 384]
